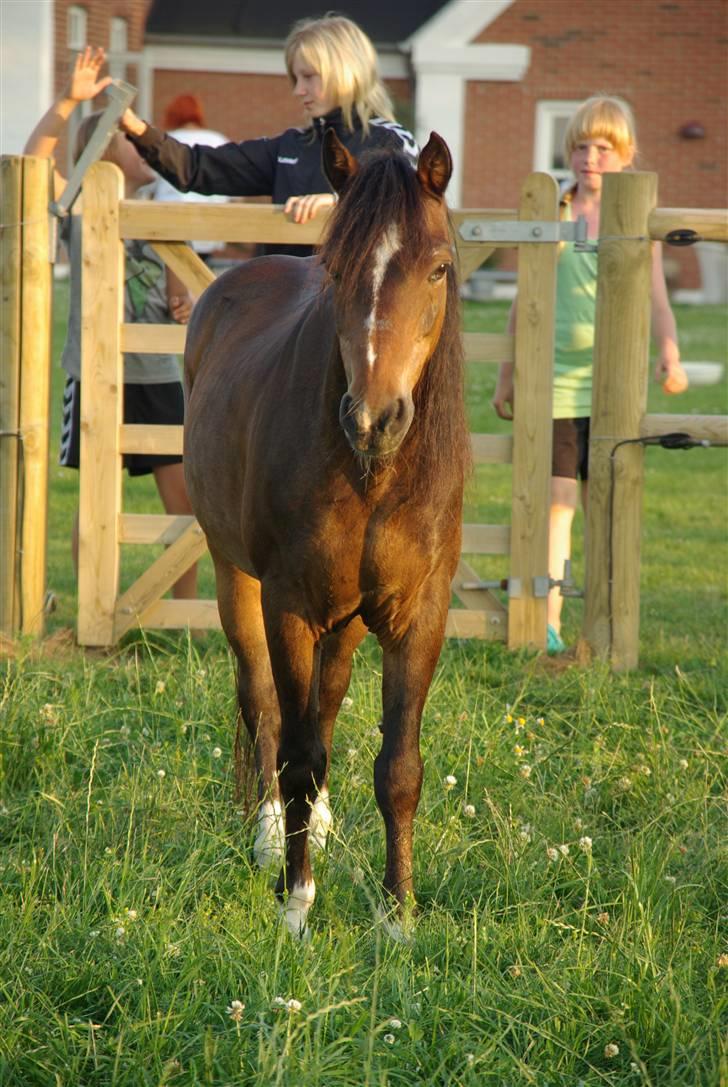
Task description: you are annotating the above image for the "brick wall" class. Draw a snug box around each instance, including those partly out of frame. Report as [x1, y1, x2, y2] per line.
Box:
[464, 0, 728, 287]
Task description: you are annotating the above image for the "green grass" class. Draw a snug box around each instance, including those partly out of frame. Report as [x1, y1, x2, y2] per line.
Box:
[0, 285, 726, 1085]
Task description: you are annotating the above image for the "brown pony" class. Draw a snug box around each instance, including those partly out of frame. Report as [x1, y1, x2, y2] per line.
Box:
[183, 130, 469, 936]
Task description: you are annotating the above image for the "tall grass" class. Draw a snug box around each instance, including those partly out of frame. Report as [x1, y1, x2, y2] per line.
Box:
[0, 286, 725, 1085]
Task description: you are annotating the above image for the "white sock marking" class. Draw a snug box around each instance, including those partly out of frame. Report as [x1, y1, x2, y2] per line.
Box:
[280, 879, 316, 938]
[309, 787, 332, 851]
[253, 799, 285, 869]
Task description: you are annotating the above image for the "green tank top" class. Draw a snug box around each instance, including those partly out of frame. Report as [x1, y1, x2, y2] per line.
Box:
[553, 204, 598, 419]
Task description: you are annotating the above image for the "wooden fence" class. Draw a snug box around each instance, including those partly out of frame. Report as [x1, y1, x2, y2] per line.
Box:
[581, 171, 728, 670]
[72, 160, 559, 649]
[8, 158, 723, 665]
[0, 156, 53, 638]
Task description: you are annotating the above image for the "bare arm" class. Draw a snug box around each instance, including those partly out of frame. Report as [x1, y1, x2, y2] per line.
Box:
[492, 296, 517, 419]
[24, 47, 112, 196]
[651, 242, 687, 392]
[166, 267, 194, 325]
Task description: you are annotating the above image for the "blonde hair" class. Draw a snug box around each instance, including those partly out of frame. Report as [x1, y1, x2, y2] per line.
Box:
[563, 95, 637, 162]
[284, 13, 394, 134]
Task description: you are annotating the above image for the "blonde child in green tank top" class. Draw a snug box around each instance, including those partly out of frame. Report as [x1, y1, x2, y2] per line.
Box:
[492, 95, 687, 652]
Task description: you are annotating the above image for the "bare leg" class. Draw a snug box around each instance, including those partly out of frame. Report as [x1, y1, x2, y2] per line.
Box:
[153, 462, 198, 599]
[211, 551, 283, 866]
[547, 475, 579, 634]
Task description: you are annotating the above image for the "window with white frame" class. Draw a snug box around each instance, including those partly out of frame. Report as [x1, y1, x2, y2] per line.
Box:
[534, 101, 580, 183]
[109, 17, 128, 80]
[67, 5, 87, 50]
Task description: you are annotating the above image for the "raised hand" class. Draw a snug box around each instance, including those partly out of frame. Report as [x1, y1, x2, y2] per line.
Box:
[67, 47, 113, 102]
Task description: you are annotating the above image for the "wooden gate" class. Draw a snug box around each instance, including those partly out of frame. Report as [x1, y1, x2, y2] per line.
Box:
[73, 162, 559, 648]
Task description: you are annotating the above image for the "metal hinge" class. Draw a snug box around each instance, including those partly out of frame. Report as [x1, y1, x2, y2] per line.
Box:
[459, 215, 594, 250]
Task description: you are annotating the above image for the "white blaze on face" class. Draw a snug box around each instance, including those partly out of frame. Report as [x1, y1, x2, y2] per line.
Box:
[366, 225, 401, 369]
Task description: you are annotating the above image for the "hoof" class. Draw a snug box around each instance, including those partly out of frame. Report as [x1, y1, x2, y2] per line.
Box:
[308, 788, 332, 852]
[375, 902, 415, 944]
[253, 799, 285, 869]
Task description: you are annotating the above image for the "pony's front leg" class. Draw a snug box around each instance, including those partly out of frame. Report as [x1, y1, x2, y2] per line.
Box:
[375, 579, 450, 915]
[263, 598, 325, 937]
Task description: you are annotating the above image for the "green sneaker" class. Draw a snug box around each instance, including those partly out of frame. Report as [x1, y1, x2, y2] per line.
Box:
[547, 624, 566, 655]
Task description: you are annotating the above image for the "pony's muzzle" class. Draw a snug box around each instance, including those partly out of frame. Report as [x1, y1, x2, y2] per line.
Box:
[339, 393, 413, 457]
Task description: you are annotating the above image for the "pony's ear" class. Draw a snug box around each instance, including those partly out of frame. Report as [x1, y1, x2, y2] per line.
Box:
[322, 128, 358, 194]
[417, 132, 452, 198]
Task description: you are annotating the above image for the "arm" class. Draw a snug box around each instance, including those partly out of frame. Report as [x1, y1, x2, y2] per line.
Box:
[492, 297, 517, 420]
[651, 242, 687, 392]
[121, 113, 275, 198]
[24, 46, 112, 197]
[166, 267, 194, 325]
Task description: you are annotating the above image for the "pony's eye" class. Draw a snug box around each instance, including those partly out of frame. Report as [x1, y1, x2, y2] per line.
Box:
[429, 263, 449, 283]
[328, 270, 342, 284]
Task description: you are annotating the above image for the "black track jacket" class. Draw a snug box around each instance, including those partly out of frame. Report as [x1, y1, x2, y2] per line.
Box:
[130, 108, 419, 255]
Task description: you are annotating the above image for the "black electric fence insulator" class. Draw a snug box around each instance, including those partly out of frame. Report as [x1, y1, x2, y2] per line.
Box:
[665, 228, 702, 247]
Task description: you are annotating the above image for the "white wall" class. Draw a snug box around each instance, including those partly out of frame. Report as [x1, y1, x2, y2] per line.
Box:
[0, 1, 54, 154]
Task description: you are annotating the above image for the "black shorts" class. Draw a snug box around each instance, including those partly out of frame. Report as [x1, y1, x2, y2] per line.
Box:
[60, 377, 184, 477]
[552, 417, 590, 481]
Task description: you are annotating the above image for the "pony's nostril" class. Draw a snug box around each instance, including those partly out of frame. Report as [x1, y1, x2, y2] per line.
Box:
[394, 397, 406, 423]
[339, 393, 353, 424]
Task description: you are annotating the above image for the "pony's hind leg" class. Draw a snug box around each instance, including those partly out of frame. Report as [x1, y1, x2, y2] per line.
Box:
[210, 550, 283, 869]
[309, 617, 367, 851]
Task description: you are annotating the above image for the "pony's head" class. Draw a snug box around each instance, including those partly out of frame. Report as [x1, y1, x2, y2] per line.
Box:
[320, 130, 454, 459]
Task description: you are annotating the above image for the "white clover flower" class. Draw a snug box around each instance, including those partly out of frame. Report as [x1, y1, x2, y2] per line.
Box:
[519, 764, 532, 780]
[154, 681, 165, 695]
[388, 1018, 402, 1029]
[716, 953, 728, 968]
[618, 776, 632, 791]
[272, 996, 287, 1008]
[579, 836, 593, 854]
[637, 764, 651, 776]
[465, 1053, 475, 1065]
[40, 704, 58, 724]
[341, 696, 354, 709]
[226, 1000, 245, 1022]
[286, 999, 302, 1013]
[383, 1033, 395, 1045]
[546, 847, 559, 862]
[596, 911, 610, 926]
[604, 1043, 619, 1059]
[156, 769, 166, 780]
[558, 843, 570, 857]
[115, 926, 126, 940]
[664, 874, 677, 885]
[125, 908, 138, 921]
[519, 824, 532, 842]
[212, 746, 222, 759]
[678, 758, 689, 771]
[444, 774, 457, 790]
[463, 803, 476, 818]
[507, 964, 522, 978]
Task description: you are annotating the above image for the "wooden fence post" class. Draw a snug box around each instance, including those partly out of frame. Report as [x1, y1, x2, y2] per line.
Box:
[508, 172, 559, 649]
[77, 162, 125, 646]
[581, 171, 657, 670]
[0, 157, 23, 636]
[18, 156, 53, 636]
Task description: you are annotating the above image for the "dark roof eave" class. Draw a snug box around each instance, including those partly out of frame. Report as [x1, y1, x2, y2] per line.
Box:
[143, 31, 410, 54]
